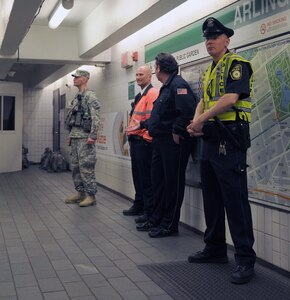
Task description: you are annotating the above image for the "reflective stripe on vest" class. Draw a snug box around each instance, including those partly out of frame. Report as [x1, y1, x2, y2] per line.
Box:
[203, 52, 253, 122]
[128, 91, 155, 142]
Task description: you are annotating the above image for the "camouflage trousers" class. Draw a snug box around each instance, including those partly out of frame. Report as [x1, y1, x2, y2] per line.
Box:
[70, 138, 97, 195]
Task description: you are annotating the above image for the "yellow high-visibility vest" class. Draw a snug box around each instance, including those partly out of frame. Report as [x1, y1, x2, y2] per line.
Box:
[203, 52, 253, 122]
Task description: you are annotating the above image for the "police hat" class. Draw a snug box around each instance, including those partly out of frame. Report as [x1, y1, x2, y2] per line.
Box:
[202, 17, 234, 38]
[71, 69, 90, 78]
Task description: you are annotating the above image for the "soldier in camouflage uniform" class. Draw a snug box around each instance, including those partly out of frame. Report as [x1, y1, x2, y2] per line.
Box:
[65, 70, 101, 207]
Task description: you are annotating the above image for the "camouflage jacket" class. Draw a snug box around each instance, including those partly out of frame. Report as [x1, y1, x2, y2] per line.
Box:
[68, 90, 101, 140]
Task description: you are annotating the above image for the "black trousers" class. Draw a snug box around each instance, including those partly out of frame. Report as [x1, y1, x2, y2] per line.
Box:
[149, 136, 193, 231]
[129, 139, 153, 214]
[201, 138, 256, 266]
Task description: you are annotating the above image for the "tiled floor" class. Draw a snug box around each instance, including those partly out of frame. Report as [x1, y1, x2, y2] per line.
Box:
[0, 166, 288, 300]
[0, 166, 204, 300]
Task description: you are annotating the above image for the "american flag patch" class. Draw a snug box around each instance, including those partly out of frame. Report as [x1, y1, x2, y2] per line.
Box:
[177, 88, 188, 95]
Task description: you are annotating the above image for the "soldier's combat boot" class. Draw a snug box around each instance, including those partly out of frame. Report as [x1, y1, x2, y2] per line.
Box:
[79, 195, 96, 207]
[65, 192, 85, 204]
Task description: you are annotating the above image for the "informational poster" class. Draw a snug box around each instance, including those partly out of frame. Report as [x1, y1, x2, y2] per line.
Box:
[96, 112, 130, 159]
[238, 37, 290, 207]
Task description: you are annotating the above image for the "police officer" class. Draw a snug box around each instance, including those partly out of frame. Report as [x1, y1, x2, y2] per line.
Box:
[187, 18, 256, 284]
[136, 53, 197, 238]
[65, 70, 101, 207]
[123, 65, 159, 221]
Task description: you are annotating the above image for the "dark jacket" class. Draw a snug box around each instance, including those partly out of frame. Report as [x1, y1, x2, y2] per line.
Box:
[142, 72, 197, 138]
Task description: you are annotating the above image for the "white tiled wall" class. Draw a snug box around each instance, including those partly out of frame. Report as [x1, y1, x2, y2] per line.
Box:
[23, 88, 53, 163]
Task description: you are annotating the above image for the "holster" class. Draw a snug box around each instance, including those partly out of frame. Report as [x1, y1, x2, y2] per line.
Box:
[202, 122, 222, 142]
[226, 121, 251, 150]
[203, 120, 250, 151]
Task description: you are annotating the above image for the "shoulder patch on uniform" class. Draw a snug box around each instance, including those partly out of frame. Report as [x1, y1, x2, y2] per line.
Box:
[230, 64, 242, 80]
[177, 88, 188, 95]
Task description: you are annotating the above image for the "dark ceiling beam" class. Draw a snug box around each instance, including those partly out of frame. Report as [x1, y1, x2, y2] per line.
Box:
[0, 61, 14, 80]
[34, 64, 81, 89]
[0, 0, 44, 55]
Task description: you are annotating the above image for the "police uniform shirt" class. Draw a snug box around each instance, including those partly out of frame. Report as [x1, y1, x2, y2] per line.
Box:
[224, 60, 252, 100]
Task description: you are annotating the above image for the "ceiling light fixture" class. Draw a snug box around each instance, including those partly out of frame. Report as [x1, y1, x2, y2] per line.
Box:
[48, 0, 74, 29]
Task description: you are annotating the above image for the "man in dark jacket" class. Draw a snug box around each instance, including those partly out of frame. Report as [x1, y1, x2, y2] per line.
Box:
[136, 52, 197, 237]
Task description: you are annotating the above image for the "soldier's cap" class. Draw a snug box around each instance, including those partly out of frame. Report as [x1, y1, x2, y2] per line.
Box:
[71, 69, 90, 78]
[202, 17, 234, 38]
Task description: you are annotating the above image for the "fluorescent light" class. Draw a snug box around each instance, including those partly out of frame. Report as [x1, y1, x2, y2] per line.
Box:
[48, 1, 73, 29]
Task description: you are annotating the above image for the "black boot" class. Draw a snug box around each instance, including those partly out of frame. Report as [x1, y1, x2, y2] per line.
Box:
[135, 214, 150, 224]
[136, 221, 156, 231]
[231, 265, 255, 284]
[188, 248, 228, 264]
[123, 205, 143, 216]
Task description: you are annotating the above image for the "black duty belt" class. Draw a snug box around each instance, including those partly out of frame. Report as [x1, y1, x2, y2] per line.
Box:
[203, 120, 250, 150]
[221, 121, 236, 125]
[128, 135, 143, 142]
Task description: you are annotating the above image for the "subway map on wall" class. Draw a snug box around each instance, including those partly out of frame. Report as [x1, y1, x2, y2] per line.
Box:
[181, 37, 290, 207]
[239, 37, 290, 207]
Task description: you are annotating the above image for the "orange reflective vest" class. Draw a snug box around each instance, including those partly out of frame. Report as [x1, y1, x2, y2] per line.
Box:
[127, 85, 159, 142]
